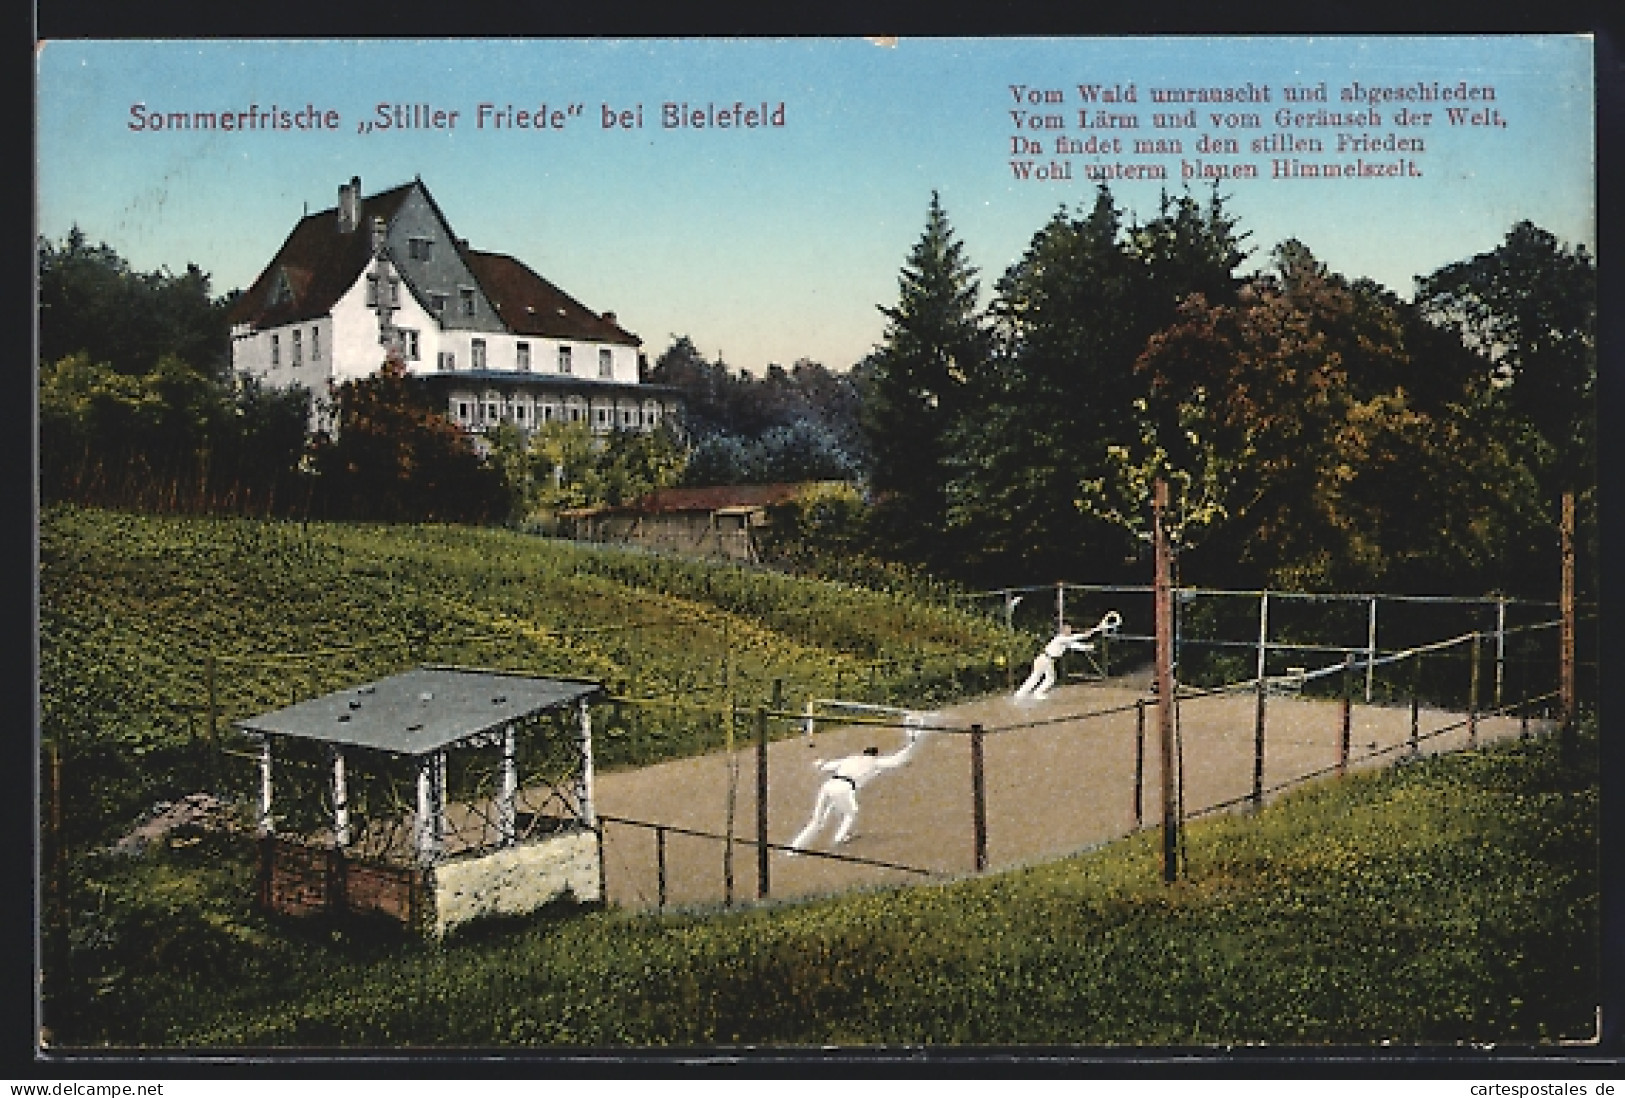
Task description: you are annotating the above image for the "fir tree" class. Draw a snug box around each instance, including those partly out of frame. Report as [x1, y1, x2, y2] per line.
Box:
[862, 191, 992, 567]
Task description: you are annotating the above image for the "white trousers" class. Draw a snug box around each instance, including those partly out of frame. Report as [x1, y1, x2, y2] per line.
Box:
[1015, 653, 1057, 699]
[790, 778, 860, 850]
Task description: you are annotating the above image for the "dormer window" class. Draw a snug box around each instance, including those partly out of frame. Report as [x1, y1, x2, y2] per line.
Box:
[557, 345, 572, 375]
[431, 294, 447, 316]
[408, 237, 434, 261]
[268, 268, 294, 307]
[459, 288, 476, 317]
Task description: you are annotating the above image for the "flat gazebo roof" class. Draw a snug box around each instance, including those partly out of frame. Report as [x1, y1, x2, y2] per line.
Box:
[234, 665, 602, 755]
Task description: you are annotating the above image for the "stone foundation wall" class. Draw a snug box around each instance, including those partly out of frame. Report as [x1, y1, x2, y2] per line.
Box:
[429, 829, 600, 936]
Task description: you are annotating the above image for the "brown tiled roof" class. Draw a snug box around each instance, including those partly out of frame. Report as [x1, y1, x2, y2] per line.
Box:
[622, 483, 809, 515]
[461, 250, 640, 346]
[226, 182, 417, 329]
[227, 179, 641, 350]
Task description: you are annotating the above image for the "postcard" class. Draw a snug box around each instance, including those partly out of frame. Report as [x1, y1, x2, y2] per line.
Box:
[32, 36, 1603, 1067]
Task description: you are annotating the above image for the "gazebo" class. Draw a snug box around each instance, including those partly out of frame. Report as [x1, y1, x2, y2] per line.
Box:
[235, 665, 604, 935]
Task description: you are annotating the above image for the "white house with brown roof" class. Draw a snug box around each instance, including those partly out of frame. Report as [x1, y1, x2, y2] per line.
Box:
[227, 176, 679, 436]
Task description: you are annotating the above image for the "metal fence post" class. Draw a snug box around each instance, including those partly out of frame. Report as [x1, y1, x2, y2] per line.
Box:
[656, 825, 668, 912]
[1338, 653, 1354, 777]
[1494, 598, 1507, 709]
[1134, 699, 1146, 829]
[1410, 653, 1422, 759]
[1468, 632, 1482, 747]
[595, 823, 608, 908]
[970, 723, 987, 873]
[755, 705, 770, 901]
[1366, 596, 1379, 703]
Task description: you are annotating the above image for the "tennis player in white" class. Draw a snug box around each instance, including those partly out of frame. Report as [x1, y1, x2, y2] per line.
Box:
[788, 720, 926, 853]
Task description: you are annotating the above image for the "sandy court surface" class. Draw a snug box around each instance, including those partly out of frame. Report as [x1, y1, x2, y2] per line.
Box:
[593, 672, 1544, 912]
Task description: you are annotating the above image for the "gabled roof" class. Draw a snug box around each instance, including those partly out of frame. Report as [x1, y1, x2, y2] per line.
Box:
[234, 665, 602, 754]
[227, 178, 642, 348]
[462, 250, 640, 347]
[226, 182, 417, 329]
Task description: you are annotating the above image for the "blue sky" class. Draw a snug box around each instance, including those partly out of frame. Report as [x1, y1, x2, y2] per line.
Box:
[36, 36, 1595, 373]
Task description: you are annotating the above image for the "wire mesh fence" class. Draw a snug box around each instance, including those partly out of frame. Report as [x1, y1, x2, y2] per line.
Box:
[99, 575, 1590, 915]
[588, 592, 1586, 909]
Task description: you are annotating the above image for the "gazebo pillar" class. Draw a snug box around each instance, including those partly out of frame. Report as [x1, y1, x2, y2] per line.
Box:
[415, 753, 444, 865]
[258, 737, 274, 835]
[332, 747, 350, 848]
[576, 698, 597, 826]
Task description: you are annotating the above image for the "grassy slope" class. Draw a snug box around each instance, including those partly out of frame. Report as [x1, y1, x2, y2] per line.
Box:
[53, 725, 1596, 1048]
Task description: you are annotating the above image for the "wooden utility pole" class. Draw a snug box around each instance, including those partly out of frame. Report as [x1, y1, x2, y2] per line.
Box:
[1252, 592, 1269, 809]
[1560, 491, 1576, 761]
[1153, 479, 1179, 884]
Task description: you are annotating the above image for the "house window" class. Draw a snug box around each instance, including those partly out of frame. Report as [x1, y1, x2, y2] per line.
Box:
[599, 348, 613, 378]
[557, 346, 572, 374]
[460, 288, 476, 317]
[408, 237, 433, 261]
[458, 401, 470, 421]
[472, 339, 487, 370]
[387, 278, 400, 306]
[311, 327, 321, 361]
[366, 275, 378, 306]
[516, 406, 526, 422]
[291, 330, 303, 366]
[517, 342, 531, 371]
[431, 294, 447, 316]
[438, 351, 456, 371]
[485, 403, 498, 421]
[270, 333, 280, 366]
[398, 329, 420, 361]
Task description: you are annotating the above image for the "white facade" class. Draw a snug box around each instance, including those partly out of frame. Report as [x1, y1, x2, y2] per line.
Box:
[228, 176, 676, 437]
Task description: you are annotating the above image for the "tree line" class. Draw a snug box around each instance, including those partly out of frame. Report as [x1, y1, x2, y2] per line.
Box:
[37, 187, 1595, 600]
[35, 230, 863, 526]
[861, 186, 1594, 599]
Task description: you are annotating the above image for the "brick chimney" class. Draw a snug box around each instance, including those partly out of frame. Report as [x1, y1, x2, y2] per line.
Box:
[337, 176, 361, 233]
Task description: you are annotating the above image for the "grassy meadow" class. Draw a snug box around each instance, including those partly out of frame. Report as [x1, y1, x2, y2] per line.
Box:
[38, 506, 1599, 1049]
